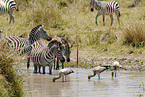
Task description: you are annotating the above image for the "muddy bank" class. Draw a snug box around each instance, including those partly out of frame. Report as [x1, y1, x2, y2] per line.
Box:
[69, 57, 145, 71]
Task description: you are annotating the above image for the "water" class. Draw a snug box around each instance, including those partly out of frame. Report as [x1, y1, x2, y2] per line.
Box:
[23, 68, 145, 97]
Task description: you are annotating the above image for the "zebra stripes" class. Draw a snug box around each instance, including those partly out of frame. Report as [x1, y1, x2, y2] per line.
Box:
[0, 0, 19, 24]
[30, 39, 65, 74]
[5, 25, 51, 54]
[4, 25, 52, 70]
[90, 0, 120, 26]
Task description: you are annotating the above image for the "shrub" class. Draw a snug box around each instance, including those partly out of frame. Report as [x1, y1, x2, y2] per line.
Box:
[123, 24, 145, 47]
[0, 44, 24, 97]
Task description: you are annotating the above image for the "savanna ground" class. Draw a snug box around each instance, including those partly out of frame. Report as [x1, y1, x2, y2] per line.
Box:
[0, 0, 145, 96]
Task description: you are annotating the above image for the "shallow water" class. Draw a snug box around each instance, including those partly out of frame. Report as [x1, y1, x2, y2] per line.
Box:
[23, 67, 145, 97]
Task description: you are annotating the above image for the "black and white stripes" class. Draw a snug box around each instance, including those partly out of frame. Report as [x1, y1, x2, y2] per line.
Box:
[5, 25, 52, 58]
[90, 0, 120, 26]
[0, 0, 19, 24]
[30, 39, 65, 74]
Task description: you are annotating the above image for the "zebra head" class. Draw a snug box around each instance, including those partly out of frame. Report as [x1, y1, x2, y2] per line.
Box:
[90, 0, 95, 11]
[48, 40, 65, 63]
[61, 38, 72, 62]
[29, 25, 52, 44]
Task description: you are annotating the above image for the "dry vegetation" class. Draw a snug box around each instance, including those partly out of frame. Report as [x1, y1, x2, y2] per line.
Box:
[0, 44, 24, 97]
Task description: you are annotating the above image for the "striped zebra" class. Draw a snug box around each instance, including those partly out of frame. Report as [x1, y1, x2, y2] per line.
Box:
[90, 0, 120, 26]
[54, 38, 72, 70]
[0, 0, 19, 24]
[27, 37, 72, 70]
[4, 25, 52, 68]
[30, 39, 65, 74]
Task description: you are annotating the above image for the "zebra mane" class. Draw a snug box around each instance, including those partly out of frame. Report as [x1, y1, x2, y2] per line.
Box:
[48, 38, 62, 47]
[28, 25, 43, 44]
[61, 38, 71, 47]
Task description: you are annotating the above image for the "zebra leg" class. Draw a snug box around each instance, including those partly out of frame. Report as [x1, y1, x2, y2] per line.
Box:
[102, 14, 105, 26]
[27, 57, 30, 69]
[42, 66, 45, 74]
[110, 14, 114, 26]
[34, 64, 37, 73]
[8, 10, 14, 24]
[116, 11, 120, 25]
[49, 65, 53, 75]
[62, 62, 64, 69]
[39, 66, 41, 73]
[54, 57, 56, 70]
[96, 13, 101, 25]
[56, 58, 59, 70]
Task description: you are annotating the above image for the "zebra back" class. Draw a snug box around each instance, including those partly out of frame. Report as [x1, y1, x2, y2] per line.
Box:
[94, 1, 120, 14]
[5, 25, 52, 55]
[30, 39, 65, 65]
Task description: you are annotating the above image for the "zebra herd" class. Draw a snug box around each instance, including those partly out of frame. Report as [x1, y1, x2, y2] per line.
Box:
[0, 0, 121, 25]
[0, 0, 122, 74]
[1, 25, 72, 75]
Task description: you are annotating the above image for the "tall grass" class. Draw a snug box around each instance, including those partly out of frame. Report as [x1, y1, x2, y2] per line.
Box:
[0, 44, 24, 97]
[123, 24, 145, 47]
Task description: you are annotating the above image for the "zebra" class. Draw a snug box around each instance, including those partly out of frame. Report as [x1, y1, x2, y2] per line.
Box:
[27, 37, 72, 70]
[53, 37, 72, 70]
[4, 25, 52, 68]
[0, 0, 19, 24]
[90, 0, 120, 26]
[30, 39, 65, 75]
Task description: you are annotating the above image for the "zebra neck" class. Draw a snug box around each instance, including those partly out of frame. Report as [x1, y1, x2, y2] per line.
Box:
[28, 34, 40, 44]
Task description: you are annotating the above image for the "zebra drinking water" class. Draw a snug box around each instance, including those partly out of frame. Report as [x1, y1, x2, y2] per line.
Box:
[4, 25, 52, 68]
[30, 39, 65, 74]
[26, 37, 72, 70]
[0, 0, 19, 24]
[90, 0, 120, 26]
[54, 38, 72, 70]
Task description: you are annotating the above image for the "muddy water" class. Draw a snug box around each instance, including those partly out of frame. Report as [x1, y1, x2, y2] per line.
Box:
[23, 68, 145, 97]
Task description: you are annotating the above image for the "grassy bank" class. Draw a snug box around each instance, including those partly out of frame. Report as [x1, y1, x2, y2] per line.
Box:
[0, 44, 24, 97]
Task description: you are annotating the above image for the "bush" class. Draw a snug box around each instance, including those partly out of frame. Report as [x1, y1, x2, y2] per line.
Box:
[123, 24, 145, 47]
[0, 45, 24, 97]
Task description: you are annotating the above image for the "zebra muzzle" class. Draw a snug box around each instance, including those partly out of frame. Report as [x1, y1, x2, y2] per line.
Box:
[91, 8, 94, 11]
[47, 37, 52, 41]
[67, 58, 70, 62]
[60, 57, 65, 62]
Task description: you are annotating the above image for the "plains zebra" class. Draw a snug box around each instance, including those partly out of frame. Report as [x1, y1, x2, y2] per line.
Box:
[54, 38, 71, 70]
[4, 25, 52, 68]
[30, 39, 65, 74]
[0, 0, 19, 24]
[90, 0, 120, 26]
